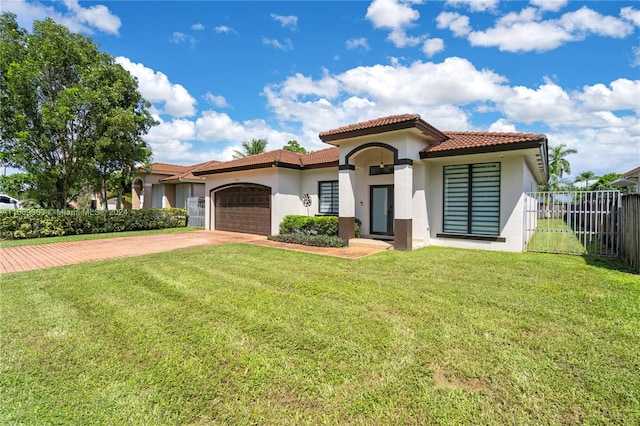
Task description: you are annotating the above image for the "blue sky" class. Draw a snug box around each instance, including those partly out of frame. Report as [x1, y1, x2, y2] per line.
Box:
[4, 0, 640, 179]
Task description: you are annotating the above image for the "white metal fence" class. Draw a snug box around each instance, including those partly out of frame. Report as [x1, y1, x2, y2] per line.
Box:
[524, 191, 621, 256]
[187, 196, 205, 228]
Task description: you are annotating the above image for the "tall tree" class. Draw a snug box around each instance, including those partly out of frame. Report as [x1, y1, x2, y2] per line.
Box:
[549, 144, 577, 178]
[283, 139, 307, 154]
[574, 170, 599, 190]
[540, 144, 578, 191]
[233, 138, 268, 159]
[0, 14, 156, 208]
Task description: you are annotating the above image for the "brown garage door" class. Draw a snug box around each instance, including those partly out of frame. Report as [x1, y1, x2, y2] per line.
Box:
[214, 185, 271, 235]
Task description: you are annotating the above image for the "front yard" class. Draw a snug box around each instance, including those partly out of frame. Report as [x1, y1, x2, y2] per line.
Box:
[1, 244, 638, 424]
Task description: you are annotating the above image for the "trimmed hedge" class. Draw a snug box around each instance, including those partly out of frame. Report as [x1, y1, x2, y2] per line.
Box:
[0, 208, 187, 240]
[268, 234, 346, 248]
[272, 215, 361, 248]
[278, 215, 361, 238]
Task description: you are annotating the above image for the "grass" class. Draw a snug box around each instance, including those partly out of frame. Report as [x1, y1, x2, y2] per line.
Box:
[0, 227, 199, 248]
[526, 218, 609, 255]
[1, 244, 639, 424]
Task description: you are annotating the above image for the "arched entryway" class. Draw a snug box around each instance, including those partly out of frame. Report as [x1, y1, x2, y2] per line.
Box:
[132, 178, 144, 209]
[212, 183, 271, 235]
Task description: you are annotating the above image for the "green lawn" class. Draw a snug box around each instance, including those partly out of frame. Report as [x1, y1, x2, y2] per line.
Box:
[0, 227, 199, 248]
[1, 244, 638, 424]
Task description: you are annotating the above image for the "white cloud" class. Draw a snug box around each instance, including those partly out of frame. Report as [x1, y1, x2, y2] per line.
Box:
[170, 32, 197, 48]
[466, 6, 634, 52]
[436, 12, 471, 37]
[445, 0, 499, 13]
[387, 29, 424, 47]
[422, 38, 444, 57]
[366, 0, 420, 30]
[366, 0, 425, 48]
[116, 57, 197, 118]
[529, 0, 568, 13]
[214, 25, 236, 34]
[559, 6, 634, 38]
[621, 7, 640, 27]
[499, 77, 640, 131]
[575, 79, 640, 113]
[278, 71, 341, 100]
[3, 0, 121, 35]
[204, 92, 229, 108]
[270, 13, 298, 30]
[191, 23, 204, 31]
[488, 119, 517, 132]
[263, 37, 293, 51]
[337, 57, 510, 106]
[346, 38, 370, 50]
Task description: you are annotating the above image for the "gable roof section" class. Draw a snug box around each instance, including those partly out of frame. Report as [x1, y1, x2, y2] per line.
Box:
[319, 114, 449, 144]
[192, 147, 339, 176]
[423, 131, 547, 157]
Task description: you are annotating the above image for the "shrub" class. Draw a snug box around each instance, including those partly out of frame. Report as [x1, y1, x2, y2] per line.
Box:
[0, 208, 187, 240]
[279, 215, 361, 237]
[268, 234, 346, 248]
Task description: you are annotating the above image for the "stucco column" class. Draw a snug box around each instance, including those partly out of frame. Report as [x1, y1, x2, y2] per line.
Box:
[143, 183, 153, 208]
[338, 167, 356, 243]
[394, 163, 413, 251]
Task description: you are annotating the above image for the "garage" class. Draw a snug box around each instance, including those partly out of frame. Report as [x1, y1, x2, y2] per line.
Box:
[214, 184, 271, 235]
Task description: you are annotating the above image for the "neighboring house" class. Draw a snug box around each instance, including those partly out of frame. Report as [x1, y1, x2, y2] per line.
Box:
[132, 161, 213, 209]
[191, 114, 549, 252]
[611, 166, 640, 194]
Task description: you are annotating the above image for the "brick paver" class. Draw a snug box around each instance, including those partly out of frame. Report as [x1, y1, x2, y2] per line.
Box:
[0, 230, 388, 274]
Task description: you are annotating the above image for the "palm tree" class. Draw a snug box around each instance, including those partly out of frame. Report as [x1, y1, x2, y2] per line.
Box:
[574, 170, 599, 190]
[549, 144, 577, 178]
[232, 138, 268, 159]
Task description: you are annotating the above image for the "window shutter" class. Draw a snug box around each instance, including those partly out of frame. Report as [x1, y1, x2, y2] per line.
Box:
[443, 165, 469, 233]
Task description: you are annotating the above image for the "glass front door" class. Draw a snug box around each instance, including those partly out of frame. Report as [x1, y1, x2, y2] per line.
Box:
[370, 185, 394, 235]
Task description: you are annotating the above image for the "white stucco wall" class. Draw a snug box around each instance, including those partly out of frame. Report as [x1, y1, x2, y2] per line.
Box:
[203, 166, 338, 235]
[424, 153, 529, 252]
[300, 168, 339, 216]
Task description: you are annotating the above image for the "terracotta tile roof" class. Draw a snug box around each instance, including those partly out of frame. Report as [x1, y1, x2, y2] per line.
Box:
[146, 162, 191, 174]
[319, 114, 448, 143]
[422, 131, 546, 156]
[300, 147, 340, 165]
[193, 148, 339, 175]
[319, 114, 420, 137]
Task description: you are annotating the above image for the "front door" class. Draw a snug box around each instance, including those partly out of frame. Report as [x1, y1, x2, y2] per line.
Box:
[370, 185, 394, 235]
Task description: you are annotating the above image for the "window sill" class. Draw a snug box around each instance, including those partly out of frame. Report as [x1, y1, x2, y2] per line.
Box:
[436, 233, 506, 242]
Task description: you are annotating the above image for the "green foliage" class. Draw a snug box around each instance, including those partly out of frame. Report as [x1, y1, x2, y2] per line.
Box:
[232, 138, 268, 159]
[279, 215, 339, 236]
[0, 208, 186, 240]
[278, 215, 361, 244]
[592, 172, 621, 191]
[574, 170, 600, 190]
[283, 140, 307, 154]
[0, 13, 156, 209]
[268, 233, 346, 247]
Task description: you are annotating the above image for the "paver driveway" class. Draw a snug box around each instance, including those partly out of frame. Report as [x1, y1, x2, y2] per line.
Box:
[0, 230, 389, 274]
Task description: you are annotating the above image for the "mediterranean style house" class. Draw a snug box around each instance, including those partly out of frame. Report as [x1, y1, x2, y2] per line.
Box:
[140, 114, 549, 252]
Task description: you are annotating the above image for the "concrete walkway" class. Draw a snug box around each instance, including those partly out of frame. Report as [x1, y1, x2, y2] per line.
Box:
[0, 230, 390, 274]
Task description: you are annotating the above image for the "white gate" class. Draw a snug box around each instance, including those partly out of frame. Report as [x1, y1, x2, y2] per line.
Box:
[524, 191, 621, 256]
[187, 196, 205, 228]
